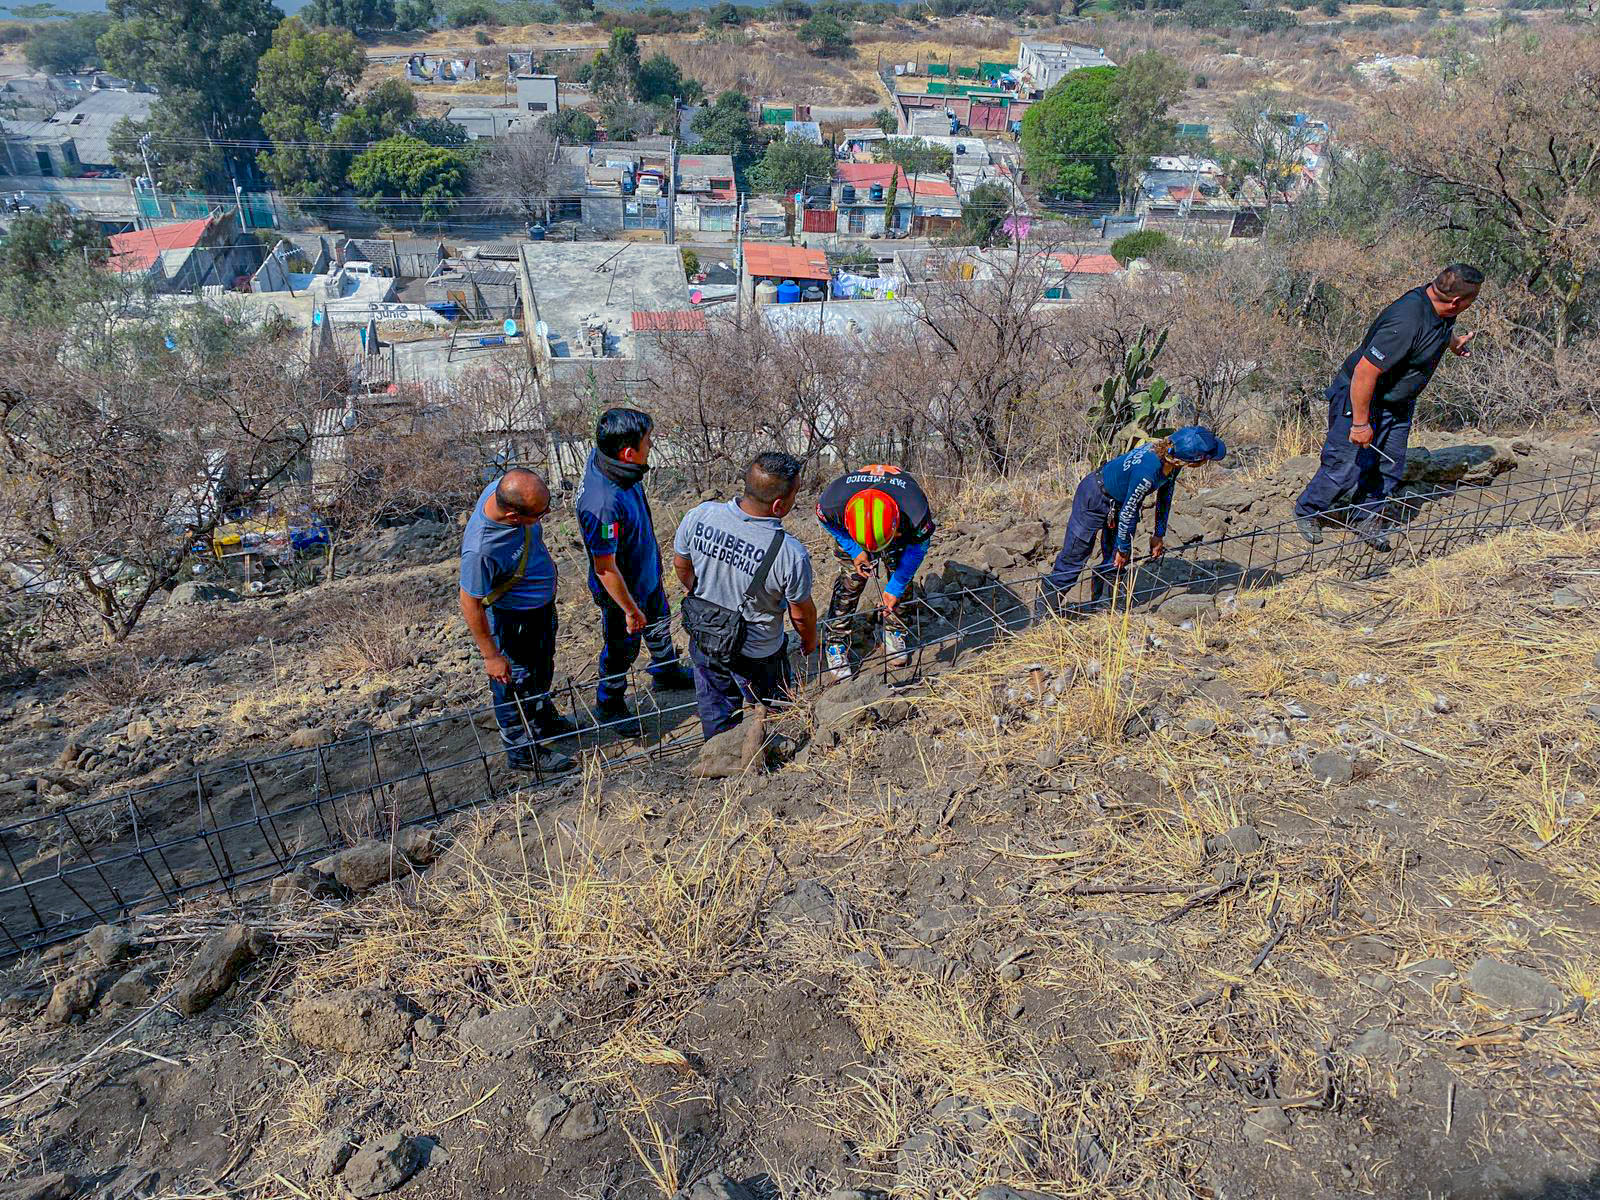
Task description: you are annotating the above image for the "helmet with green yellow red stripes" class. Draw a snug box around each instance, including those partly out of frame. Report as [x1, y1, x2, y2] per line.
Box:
[842, 488, 901, 552]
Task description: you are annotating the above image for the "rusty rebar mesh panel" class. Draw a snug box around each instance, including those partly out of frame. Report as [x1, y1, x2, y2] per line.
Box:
[2, 460, 1596, 959]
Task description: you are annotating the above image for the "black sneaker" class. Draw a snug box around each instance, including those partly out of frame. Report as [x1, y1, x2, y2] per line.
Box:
[1355, 516, 1392, 553]
[594, 697, 643, 739]
[535, 709, 578, 740]
[508, 746, 576, 774]
[649, 663, 696, 693]
[1294, 515, 1324, 546]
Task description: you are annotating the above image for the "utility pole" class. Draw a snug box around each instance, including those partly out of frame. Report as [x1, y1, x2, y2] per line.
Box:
[735, 194, 745, 331]
[138, 132, 159, 220]
[665, 133, 677, 246]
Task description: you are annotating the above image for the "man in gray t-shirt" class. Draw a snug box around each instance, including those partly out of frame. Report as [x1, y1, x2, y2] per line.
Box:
[672, 451, 818, 739]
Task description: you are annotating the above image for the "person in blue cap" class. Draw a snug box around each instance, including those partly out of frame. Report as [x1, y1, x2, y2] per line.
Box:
[1042, 427, 1226, 608]
[574, 407, 694, 738]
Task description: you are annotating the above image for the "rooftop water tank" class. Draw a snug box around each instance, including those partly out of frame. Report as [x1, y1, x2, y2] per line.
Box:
[775, 280, 802, 304]
[802, 285, 824, 301]
[869, 183, 884, 202]
[526, 223, 546, 241]
[755, 280, 779, 306]
[841, 184, 856, 204]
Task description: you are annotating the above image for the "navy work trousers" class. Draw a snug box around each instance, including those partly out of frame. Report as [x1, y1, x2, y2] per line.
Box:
[486, 602, 559, 766]
[1044, 471, 1119, 603]
[594, 583, 682, 705]
[688, 640, 792, 741]
[1295, 391, 1413, 523]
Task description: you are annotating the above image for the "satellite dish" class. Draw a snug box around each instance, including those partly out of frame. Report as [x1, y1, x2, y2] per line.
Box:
[689, 289, 703, 304]
[503, 318, 518, 336]
[535, 320, 549, 338]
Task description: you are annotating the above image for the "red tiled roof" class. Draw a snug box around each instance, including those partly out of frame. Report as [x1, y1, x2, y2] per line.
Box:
[743, 242, 829, 281]
[108, 215, 217, 272]
[835, 162, 909, 189]
[1051, 252, 1123, 276]
[632, 310, 708, 333]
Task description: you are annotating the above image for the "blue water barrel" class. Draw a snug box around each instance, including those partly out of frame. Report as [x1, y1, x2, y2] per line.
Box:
[526, 223, 546, 241]
[775, 280, 801, 304]
[869, 183, 884, 202]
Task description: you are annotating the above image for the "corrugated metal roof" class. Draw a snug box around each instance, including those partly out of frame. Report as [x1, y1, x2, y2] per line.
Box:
[42, 89, 155, 166]
[743, 243, 828, 281]
[109, 214, 217, 272]
[632, 310, 708, 332]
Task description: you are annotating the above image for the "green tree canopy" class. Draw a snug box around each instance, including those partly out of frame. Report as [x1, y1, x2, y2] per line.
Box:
[0, 201, 107, 321]
[871, 106, 897, 133]
[588, 27, 641, 102]
[303, 0, 395, 29]
[99, 0, 283, 189]
[331, 78, 417, 148]
[544, 108, 598, 142]
[1109, 228, 1170, 264]
[691, 89, 761, 168]
[23, 12, 109, 73]
[796, 11, 851, 56]
[1019, 65, 1118, 200]
[394, 0, 436, 27]
[635, 51, 704, 106]
[410, 116, 468, 147]
[349, 134, 469, 221]
[876, 137, 952, 177]
[960, 180, 1011, 247]
[1108, 51, 1187, 210]
[254, 17, 365, 194]
[749, 132, 833, 194]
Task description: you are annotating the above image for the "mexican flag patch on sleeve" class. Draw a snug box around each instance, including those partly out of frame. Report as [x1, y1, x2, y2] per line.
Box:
[602, 520, 620, 540]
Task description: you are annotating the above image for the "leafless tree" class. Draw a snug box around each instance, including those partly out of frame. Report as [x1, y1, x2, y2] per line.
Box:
[0, 319, 343, 643]
[478, 126, 561, 225]
[1226, 91, 1320, 215]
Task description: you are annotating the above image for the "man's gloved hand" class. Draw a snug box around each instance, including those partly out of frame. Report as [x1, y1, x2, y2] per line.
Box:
[852, 551, 872, 579]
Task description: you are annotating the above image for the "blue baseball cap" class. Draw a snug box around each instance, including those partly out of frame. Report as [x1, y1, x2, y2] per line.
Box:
[1170, 425, 1226, 464]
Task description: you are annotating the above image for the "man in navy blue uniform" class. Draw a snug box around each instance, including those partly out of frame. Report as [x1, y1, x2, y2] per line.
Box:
[1296, 265, 1482, 551]
[575, 408, 693, 736]
[1043, 427, 1226, 609]
[458, 467, 575, 773]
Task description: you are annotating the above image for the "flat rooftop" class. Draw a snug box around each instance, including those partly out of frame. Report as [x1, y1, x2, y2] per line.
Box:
[518, 241, 690, 361]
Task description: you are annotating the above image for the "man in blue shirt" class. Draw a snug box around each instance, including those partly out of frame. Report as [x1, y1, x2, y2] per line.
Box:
[574, 408, 693, 736]
[457, 467, 575, 773]
[1043, 426, 1226, 608]
[1296, 265, 1482, 551]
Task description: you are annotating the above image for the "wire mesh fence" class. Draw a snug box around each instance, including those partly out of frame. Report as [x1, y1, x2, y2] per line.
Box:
[3, 457, 1596, 960]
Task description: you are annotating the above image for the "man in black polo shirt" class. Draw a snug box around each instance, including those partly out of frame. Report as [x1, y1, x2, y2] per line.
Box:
[1295, 264, 1482, 551]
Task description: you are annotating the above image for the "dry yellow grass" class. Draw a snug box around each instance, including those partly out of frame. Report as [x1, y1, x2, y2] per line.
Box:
[225, 523, 1600, 1196]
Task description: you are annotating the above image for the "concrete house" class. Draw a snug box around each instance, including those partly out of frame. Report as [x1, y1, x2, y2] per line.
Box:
[107, 211, 262, 293]
[1015, 41, 1114, 96]
[514, 74, 560, 117]
[1, 90, 157, 176]
[674, 152, 738, 235]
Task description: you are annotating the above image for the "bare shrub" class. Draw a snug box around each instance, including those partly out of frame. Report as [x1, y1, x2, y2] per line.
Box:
[312, 595, 433, 678]
[0, 298, 342, 644]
